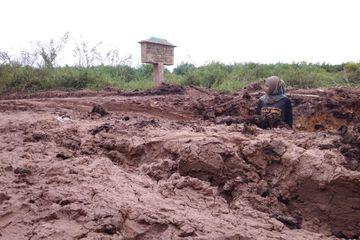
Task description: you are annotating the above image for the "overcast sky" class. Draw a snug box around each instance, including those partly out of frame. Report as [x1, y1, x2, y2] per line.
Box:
[1, 0, 360, 66]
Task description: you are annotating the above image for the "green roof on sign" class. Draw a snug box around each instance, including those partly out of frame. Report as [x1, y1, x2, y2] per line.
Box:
[139, 37, 176, 47]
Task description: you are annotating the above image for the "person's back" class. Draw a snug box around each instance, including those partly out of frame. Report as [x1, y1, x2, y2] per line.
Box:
[255, 76, 293, 128]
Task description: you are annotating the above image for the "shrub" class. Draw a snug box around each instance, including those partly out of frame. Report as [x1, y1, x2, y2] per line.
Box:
[344, 62, 360, 84]
[173, 62, 196, 75]
[0, 61, 359, 93]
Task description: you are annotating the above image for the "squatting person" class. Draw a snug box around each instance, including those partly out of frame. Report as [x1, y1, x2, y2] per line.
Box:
[255, 76, 293, 128]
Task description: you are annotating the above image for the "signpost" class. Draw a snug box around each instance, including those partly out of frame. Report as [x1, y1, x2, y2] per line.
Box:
[139, 37, 176, 87]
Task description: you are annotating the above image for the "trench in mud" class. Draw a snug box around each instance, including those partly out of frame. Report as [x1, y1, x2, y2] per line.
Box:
[107, 89, 359, 238]
[290, 178, 360, 239]
[88, 127, 360, 238]
[1, 86, 359, 239]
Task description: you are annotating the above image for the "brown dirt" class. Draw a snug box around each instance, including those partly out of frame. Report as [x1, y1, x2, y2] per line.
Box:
[0, 85, 359, 239]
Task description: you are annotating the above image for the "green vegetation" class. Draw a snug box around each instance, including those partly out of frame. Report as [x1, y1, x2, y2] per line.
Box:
[0, 64, 154, 92]
[0, 34, 359, 93]
[170, 62, 360, 92]
[1, 61, 360, 93]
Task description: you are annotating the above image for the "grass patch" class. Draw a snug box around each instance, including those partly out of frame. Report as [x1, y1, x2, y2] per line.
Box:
[0, 62, 359, 93]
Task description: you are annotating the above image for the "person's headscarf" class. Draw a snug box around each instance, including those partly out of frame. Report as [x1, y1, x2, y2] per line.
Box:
[260, 76, 287, 104]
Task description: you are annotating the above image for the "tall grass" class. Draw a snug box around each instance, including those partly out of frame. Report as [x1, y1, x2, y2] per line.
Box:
[0, 64, 154, 92]
[171, 62, 359, 92]
[1, 62, 359, 93]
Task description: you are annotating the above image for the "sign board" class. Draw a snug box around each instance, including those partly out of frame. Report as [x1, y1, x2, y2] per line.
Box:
[139, 37, 176, 86]
[140, 42, 174, 65]
[139, 37, 176, 65]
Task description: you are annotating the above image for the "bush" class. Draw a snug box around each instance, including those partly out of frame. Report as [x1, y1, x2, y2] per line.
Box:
[195, 62, 230, 88]
[0, 61, 359, 94]
[173, 62, 196, 75]
[344, 62, 360, 84]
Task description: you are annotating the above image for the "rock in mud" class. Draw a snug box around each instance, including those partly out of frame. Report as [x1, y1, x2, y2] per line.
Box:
[56, 150, 73, 160]
[136, 119, 158, 128]
[91, 104, 109, 116]
[14, 167, 31, 175]
[24, 131, 49, 142]
[271, 213, 302, 229]
[88, 123, 112, 135]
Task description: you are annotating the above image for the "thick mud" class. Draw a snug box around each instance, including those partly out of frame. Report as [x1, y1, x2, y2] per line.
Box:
[0, 85, 359, 239]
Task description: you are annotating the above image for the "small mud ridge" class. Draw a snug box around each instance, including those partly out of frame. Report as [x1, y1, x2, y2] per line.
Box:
[0, 85, 359, 239]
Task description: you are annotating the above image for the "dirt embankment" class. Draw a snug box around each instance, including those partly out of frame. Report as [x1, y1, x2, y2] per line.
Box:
[0, 85, 359, 239]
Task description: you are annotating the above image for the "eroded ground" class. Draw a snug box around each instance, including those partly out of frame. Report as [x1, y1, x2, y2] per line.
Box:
[0, 85, 359, 239]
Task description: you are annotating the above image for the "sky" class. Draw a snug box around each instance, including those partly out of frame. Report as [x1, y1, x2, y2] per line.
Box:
[1, 0, 360, 67]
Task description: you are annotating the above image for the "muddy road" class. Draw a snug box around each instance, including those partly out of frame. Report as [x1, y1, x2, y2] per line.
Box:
[0, 85, 359, 239]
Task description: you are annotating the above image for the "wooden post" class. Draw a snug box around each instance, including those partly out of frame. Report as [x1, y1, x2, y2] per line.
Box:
[153, 63, 164, 87]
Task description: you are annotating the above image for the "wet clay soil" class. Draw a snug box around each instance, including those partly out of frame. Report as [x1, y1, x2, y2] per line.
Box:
[0, 85, 359, 239]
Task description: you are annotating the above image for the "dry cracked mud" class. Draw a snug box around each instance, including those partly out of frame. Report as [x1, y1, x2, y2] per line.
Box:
[0, 85, 359, 239]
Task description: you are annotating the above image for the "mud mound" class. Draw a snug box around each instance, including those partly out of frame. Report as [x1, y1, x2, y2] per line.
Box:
[290, 88, 360, 131]
[0, 83, 184, 100]
[0, 87, 359, 239]
[124, 83, 185, 96]
[0, 89, 121, 100]
[191, 87, 360, 132]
